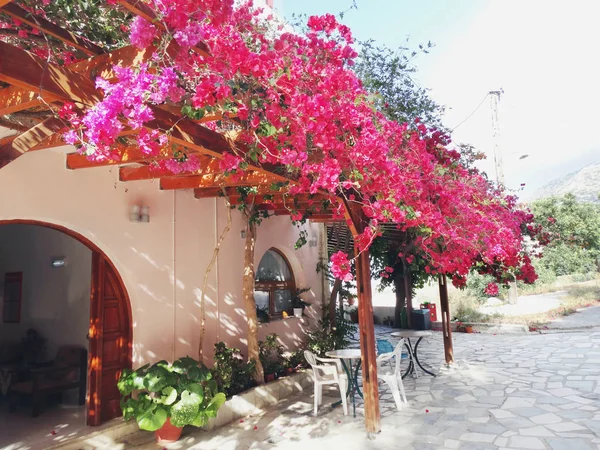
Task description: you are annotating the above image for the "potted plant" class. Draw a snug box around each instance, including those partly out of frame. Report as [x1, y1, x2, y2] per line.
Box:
[284, 349, 305, 375]
[118, 357, 226, 444]
[455, 322, 473, 333]
[291, 288, 311, 317]
[259, 334, 285, 382]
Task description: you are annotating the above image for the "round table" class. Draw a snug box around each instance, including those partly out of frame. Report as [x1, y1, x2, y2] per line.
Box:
[391, 330, 436, 378]
[325, 348, 363, 417]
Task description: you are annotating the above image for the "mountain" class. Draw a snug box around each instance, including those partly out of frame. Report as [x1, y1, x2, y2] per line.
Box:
[531, 162, 600, 203]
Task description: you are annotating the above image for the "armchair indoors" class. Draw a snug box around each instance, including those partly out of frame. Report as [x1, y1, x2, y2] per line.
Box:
[9, 345, 87, 417]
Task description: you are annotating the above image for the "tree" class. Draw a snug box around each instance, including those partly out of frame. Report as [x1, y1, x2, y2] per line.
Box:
[531, 194, 600, 275]
[354, 40, 444, 128]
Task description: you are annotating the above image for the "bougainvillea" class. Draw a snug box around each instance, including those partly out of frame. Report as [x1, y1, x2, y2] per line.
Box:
[6, 0, 541, 286]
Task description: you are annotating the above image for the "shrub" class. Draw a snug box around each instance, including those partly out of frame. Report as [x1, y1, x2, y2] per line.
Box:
[306, 309, 356, 357]
[259, 333, 285, 376]
[211, 342, 256, 397]
[118, 357, 226, 431]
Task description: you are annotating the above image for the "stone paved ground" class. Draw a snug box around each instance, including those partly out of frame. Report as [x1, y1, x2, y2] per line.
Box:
[132, 329, 600, 450]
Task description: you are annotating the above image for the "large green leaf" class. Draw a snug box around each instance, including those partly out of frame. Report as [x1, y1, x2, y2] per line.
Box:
[160, 386, 178, 405]
[120, 397, 138, 421]
[191, 411, 208, 428]
[170, 390, 202, 427]
[205, 393, 226, 419]
[137, 405, 167, 431]
[187, 383, 204, 404]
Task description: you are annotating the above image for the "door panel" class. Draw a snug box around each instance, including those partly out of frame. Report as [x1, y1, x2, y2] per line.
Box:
[88, 253, 131, 426]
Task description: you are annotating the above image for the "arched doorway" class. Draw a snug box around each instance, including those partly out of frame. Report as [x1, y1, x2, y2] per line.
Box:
[0, 220, 132, 426]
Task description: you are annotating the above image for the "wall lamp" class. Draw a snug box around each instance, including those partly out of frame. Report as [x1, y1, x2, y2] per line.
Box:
[51, 257, 67, 268]
[130, 205, 150, 223]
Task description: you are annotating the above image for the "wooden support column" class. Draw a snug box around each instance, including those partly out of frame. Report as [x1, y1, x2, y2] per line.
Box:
[438, 274, 454, 364]
[344, 200, 380, 436]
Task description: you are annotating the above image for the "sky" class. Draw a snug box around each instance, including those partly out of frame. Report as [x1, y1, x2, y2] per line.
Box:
[276, 0, 600, 200]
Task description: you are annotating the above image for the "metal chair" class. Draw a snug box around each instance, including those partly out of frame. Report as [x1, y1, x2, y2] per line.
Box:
[376, 339, 407, 410]
[304, 350, 348, 416]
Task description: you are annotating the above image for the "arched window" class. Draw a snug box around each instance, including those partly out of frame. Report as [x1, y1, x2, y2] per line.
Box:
[254, 249, 295, 318]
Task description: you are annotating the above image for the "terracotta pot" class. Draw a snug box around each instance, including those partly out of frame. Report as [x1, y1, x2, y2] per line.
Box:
[265, 373, 275, 383]
[464, 325, 473, 333]
[154, 418, 183, 444]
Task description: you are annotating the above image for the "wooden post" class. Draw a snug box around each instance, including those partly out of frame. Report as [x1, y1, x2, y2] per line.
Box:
[344, 200, 380, 436]
[438, 275, 454, 364]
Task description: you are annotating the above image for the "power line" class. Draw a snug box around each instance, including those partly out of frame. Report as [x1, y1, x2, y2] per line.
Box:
[450, 93, 489, 132]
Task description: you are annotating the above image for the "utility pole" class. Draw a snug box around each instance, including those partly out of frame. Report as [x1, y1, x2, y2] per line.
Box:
[489, 89, 504, 186]
[489, 88, 518, 304]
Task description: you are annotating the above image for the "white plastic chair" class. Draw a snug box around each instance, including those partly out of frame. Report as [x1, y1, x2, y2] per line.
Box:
[304, 350, 349, 416]
[376, 339, 407, 410]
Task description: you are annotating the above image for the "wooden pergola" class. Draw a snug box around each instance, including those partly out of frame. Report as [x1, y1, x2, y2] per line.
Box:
[0, 0, 454, 435]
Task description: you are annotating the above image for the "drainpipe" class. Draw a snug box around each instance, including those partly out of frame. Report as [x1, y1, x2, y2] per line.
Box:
[214, 198, 220, 342]
[172, 191, 177, 361]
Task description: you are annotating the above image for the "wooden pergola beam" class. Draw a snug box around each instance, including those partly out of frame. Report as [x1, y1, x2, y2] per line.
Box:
[118, 157, 216, 181]
[0, 42, 102, 107]
[193, 184, 289, 198]
[0, 44, 156, 116]
[0, 117, 64, 167]
[1, 3, 105, 55]
[162, 170, 278, 191]
[438, 274, 454, 364]
[227, 193, 330, 205]
[0, 42, 288, 184]
[344, 199, 380, 435]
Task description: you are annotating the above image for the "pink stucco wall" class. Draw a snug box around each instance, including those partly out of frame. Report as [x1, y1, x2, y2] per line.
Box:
[0, 146, 326, 367]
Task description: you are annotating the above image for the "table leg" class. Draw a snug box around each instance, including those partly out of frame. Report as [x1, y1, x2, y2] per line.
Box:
[353, 359, 363, 399]
[402, 341, 414, 379]
[413, 337, 437, 377]
[340, 359, 357, 417]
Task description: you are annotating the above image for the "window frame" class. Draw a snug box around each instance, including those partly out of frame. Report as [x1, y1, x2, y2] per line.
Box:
[255, 249, 296, 319]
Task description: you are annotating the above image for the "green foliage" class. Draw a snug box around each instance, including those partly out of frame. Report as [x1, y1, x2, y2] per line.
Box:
[210, 342, 256, 398]
[256, 305, 270, 323]
[117, 357, 225, 432]
[354, 40, 444, 128]
[17, 0, 130, 51]
[466, 272, 500, 302]
[286, 349, 307, 370]
[532, 194, 600, 276]
[291, 288, 312, 309]
[258, 333, 285, 375]
[306, 309, 356, 357]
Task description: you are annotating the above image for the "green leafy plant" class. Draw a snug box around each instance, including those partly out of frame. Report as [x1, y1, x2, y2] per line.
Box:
[256, 305, 270, 323]
[259, 333, 285, 376]
[291, 288, 312, 310]
[285, 349, 307, 371]
[306, 309, 357, 357]
[211, 342, 256, 398]
[117, 357, 226, 432]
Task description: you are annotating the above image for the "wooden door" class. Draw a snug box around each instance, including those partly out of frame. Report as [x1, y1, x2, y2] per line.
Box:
[88, 252, 132, 426]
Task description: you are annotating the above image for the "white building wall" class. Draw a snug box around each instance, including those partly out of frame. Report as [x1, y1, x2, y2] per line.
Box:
[0, 147, 324, 367]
